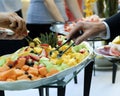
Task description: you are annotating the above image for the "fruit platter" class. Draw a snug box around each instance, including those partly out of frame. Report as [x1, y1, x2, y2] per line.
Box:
[0, 35, 93, 90]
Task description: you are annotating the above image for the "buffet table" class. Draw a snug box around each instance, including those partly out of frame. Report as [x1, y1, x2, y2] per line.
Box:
[110, 59, 120, 83]
[0, 59, 94, 96]
[0, 24, 94, 96]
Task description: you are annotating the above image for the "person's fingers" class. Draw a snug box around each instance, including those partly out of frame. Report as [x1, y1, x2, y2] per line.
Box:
[67, 22, 84, 41]
[9, 19, 17, 29]
[0, 32, 7, 39]
[14, 14, 28, 36]
[75, 32, 89, 44]
[13, 33, 25, 39]
[4, 34, 23, 40]
[9, 13, 18, 29]
[9, 13, 27, 36]
[15, 17, 24, 32]
[5, 34, 17, 40]
[0, 32, 20, 40]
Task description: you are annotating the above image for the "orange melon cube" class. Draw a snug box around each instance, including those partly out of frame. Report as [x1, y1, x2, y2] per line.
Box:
[6, 78, 15, 82]
[46, 69, 59, 77]
[28, 67, 39, 76]
[0, 69, 17, 81]
[15, 69, 24, 77]
[17, 74, 30, 80]
[38, 67, 48, 76]
[15, 57, 26, 69]
[22, 65, 30, 71]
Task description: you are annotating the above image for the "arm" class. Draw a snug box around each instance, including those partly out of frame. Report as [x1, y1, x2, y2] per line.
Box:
[104, 12, 120, 40]
[44, 0, 65, 22]
[65, 0, 83, 19]
[67, 21, 106, 44]
[67, 12, 120, 44]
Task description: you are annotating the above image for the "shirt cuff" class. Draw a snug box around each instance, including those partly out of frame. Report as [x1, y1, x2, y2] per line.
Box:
[101, 21, 110, 40]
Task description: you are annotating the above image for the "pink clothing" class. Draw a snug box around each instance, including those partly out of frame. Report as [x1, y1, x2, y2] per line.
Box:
[64, 0, 83, 21]
[64, 1, 75, 21]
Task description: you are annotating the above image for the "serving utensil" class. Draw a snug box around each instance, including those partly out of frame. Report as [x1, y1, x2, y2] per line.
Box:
[57, 42, 75, 58]
[49, 38, 74, 57]
[49, 30, 83, 58]
[25, 35, 33, 42]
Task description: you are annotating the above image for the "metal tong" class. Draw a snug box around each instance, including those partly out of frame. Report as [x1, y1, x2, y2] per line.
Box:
[25, 35, 33, 42]
[49, 30, 83, 58]
[49, 38, 75, 58]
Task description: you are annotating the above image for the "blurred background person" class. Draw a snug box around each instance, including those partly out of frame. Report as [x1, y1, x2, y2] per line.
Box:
[26, 0, 83, 39]
[65, 0, 83, 21]
[0, 0, 23, 17]
[0, 0, 27, 55]
[77, 0, 83, 13]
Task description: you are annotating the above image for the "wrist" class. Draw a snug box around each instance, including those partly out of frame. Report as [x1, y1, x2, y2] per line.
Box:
[97, 22, 106, 32]
[93, 22, 110, 40]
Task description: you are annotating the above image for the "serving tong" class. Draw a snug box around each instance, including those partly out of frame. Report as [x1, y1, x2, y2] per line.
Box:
[49, 38, 75, 58]
[57, 41, 75, 58]
[50, 30, 83, 58]
[25, 35, 33, 42]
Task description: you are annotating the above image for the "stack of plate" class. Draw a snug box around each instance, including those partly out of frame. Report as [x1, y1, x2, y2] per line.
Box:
[95, 56, 113, 70]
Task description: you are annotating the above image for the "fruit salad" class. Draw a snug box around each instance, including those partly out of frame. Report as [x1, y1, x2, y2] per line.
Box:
[0, 36, 90, 81]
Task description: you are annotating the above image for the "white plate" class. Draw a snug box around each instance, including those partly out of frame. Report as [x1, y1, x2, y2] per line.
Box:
[95, 65, 113, 70]
[0, 29, 14, 35]
[94, 45, 120, 60]
[50, 24, 69, 35]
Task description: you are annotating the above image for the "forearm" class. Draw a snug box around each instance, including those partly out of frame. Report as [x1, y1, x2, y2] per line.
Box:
[65, 0, 83, 19]
[44, 0, 65, 22]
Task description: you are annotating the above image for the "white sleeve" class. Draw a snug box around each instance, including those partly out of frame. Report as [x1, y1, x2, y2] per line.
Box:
[90, 21, 110, 40]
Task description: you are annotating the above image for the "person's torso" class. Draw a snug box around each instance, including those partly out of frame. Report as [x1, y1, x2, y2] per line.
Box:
[0, 0, 22, 12]
[27, 0, 68, 24]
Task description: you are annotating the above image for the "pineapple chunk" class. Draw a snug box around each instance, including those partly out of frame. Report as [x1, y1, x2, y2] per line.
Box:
[33, 47, 42, 54]
[112, 36, 120, 44]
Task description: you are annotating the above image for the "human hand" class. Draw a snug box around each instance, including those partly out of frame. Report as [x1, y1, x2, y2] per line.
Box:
[0, 28, 26, 40]
[0, 12, 28, 39]
[67, 21, 106, 44]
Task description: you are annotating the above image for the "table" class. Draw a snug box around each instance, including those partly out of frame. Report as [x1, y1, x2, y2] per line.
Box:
[105, 58, 120, 83]
[94, 44, 120, 84]
[0, 59, 94, 96]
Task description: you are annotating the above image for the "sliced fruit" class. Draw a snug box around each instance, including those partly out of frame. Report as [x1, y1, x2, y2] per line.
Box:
[112, 36, 120, 44]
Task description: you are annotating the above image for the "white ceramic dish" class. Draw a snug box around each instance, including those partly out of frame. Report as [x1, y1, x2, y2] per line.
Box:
[94, 45, 120, 60]
[0, 29, 14, 35]
[50, 24, 69, 35]
[95, 65, 113, 70]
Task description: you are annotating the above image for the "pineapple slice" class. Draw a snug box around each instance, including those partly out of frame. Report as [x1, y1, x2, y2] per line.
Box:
[33, 47, 42, 54]
[112, 36, 120, 44]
